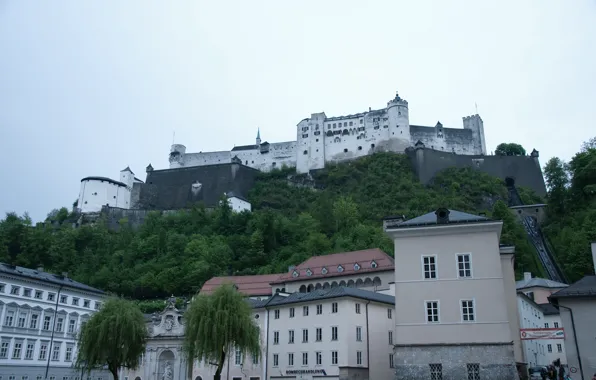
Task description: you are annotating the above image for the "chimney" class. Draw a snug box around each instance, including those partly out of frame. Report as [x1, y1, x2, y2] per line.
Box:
[435, 208, 450, 224]
[62, 272, 68, 278]
[524, 272, 532, 281]
[369, 107, 371, 112]
[37, 266, 44, 272]
[592, 242, 596, 274]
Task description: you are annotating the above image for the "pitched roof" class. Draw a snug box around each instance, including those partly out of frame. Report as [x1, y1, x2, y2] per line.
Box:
[272, 248, 394, 284]
[251, 287, 395, 309]
[516, 277, 568, 290]
[386, 209, 490, 228]
[80, 176, 127, 188]
[200, 274, 282, 296]
[538, 303, 559, 316]
[550, 275, 596, 299]
[0, 263, 105, 295]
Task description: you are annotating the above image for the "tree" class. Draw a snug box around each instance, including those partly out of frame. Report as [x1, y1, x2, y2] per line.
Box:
[495, 143, 526, 156]
[183, 284, 260, 380]
[76, 298, 147, 380]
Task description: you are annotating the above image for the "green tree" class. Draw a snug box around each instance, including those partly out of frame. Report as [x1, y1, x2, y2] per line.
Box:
[543, 157, 569, 216]
[495, 143, 526, 156]
[183, 284, 260, 380]
[76, 298, 147, 380]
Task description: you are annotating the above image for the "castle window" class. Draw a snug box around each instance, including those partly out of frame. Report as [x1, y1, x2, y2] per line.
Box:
[360, 119, 363, 124]
[344, 148, 348, 153]
[316, 139, 319, 142]
[303, 150, 308, 155]
[398, 111, 401, 115]
[371, 144, 375, 148]
[302, 134, 308, 138]
[333, 123, 336, 127]
[113, 196, 116, 199]
[383, 125, 388, 128]
[358, 146, 362, 150]
[344, 122, 347, 127]
[349, 121, 353, 126]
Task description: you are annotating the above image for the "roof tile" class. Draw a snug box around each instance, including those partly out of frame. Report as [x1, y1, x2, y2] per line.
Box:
[200, 274, 282, 296]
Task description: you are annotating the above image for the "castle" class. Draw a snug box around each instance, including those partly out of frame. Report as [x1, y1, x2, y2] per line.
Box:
[169, 91, 487, 173]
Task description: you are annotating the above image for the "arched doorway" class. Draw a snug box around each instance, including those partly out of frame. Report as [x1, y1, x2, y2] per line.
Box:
[158, 349, 175, 380]
[195, 377, 203, 380]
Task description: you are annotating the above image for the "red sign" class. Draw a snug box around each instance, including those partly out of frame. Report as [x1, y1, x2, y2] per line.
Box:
[520, 328, 565, 340]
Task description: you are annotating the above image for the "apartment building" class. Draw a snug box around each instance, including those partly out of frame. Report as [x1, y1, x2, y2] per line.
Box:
[383, 208, 521, 380]
[0, 263, 109, 379]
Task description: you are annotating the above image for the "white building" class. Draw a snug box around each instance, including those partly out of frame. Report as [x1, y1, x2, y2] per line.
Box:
[517, 292, 550, 367]
[0, 263, 109, 379]
[383, 208, 521, 380]
[77, 167, 143, 213]
[168, 91, 487, 174]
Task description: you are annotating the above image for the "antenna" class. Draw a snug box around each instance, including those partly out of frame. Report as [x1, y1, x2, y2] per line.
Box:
[475, 102, 478, 115]
[172, 131, 175, 145]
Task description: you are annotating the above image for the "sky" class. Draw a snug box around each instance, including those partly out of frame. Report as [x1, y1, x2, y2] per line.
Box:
[1, 1, 595, 222]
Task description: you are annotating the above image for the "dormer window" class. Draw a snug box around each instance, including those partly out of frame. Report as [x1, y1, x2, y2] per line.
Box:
[337, 265, 344, 273]
[292, 270, 299, 278]
[321, 267, 328, 275]
[354, 263, 361, 271]
[306, 269, 312, 277]
[371, 260, 378, 269]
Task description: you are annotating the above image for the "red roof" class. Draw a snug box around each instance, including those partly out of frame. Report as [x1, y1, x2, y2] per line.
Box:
[200, 274, 282, 296]
[272, 248, 394, 284]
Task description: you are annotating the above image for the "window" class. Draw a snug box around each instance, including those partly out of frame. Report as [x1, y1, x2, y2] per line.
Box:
[83, 299, 90, 308]
[461, 300, 475, 322]
[422, 256, 437, 279]
[316, 351, 322, 365]
[11, 286, 20, 295]
[544, 323, 549, 328]
[426, 301, 440, 323]
[302, 352, 308, 366]
[526, 291, 535, 301]
[387, 309, 392, 319]
[52, 343, 61, 361]
[72, 298, 79, 306]
[547, 344, 552, 353]
[467, 363, 480, 380]
[0, 283, 4, 293]
[289, 308, 295, 318]
[332, 302, 338, 313]
[288, 353, 294, 366]
[389, 354, 394, 368]
[331, 326, 338, 341]
[234, 348, 242, 365]
[48, 293, 55, 302]
[273, 354, 279, 367]
[252, 352, 259, 365]
[43, 316, 51, 330]
[35, 290, 43, 299]
[65, 346, 73, 361]
[302, 329, 308, 343]
[316, 304, 322, 315]
[30, 314, 39, 329]
[56, 317, 64, 332]
[557, 344, 562, 353]
[17, 312, 27, 328]
[429, 363, 443, 380]
[356, 351, 362, 365]
[316, 327, 322, 342]
[274, 310, 280, 319]
[289, 330, 294, 344]
[273, 331, 279, 345]
[331, 351, 338, 365]
[60, 295, 68, 304]
[356, 327, 362, 341]
[303, 306, 309, 316]
[39, 343, 48, 360]
[554, 322, 559, 328]
[389, 331, 393, 345]
[94, 302, 101, 310]
[457, 254, 472, 278]
[4, 310, 14, 326]
[0, 341, 9, 358]
[25, 342, 34, 359]
[355, 303, 361, 314]
[24, 288, 32, 297]
[12, 342, 22, 359]
[68, 319, 77, 333]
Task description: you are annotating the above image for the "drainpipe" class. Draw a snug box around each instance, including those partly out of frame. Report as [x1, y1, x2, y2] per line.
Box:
[264, 308, 270, 380]
[45, 284, 64, 380]
[557, 305, 584, 380]
[365, 301, 371, 369]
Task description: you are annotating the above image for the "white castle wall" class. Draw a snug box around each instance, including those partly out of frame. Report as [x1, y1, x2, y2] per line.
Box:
[169, 92, 486, 174]
[78, 178, 131, 213]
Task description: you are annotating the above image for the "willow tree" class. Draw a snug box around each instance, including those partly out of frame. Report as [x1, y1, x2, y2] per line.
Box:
[184, 283, 260, 380]
[76, 298, 147, 380]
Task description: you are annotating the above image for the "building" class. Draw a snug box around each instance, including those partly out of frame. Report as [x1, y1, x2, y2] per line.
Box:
[169, 91, 487, 174]
[549, 242, 596, 380]
[383, 208, 521, 380]
[516, 272, 568, 305]
[77, 167, 144, 213]
[200, 273, 283, 300]
[0, 263, 109, 379]
[517, 292, 550, 367]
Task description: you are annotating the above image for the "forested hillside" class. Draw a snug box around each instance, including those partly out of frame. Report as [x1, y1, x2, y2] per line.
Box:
[1, 143, 595, 309]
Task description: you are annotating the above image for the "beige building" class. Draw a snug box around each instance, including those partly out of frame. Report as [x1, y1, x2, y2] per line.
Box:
[383, 208, 521, 380]
[516, 272, 568, 305]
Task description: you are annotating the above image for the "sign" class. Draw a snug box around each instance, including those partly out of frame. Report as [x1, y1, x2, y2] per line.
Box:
[570, 367, 577, 373]
[286, 369, 327, 376]
[520, 328, 565, 340]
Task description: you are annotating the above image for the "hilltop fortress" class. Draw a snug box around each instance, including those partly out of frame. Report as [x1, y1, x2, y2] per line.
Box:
[169, 91, 487, 173]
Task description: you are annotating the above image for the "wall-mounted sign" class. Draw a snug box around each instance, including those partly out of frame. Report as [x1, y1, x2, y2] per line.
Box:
[520, 328, 565, 340]
[286, 369, 327, 376]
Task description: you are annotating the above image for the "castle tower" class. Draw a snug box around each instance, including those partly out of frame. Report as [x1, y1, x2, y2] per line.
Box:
[385, 91, 411, 151]
[119, 166, 135, 188]
[462, 115, 486, 155]
[169, 144, 186, 169]
[256, 128, 261, 145]
[296, 112, 326, 174]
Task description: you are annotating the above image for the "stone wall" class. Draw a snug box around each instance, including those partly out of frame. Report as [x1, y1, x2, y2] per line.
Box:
[408, 147, 547, 197]
[339, 366, 369, 380]
[393, 343, 519, 380]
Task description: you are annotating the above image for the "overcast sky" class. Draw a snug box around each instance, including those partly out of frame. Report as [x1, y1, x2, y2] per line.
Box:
[1, 1, 595, 222]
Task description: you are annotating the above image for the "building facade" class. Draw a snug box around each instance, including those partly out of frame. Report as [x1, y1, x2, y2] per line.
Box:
[168, 91, 487, 174]
[0, 263, 109, 379]
[517, 292, 549, 367]
[77, 167, 143, 213]
[383, 208, 521, 380]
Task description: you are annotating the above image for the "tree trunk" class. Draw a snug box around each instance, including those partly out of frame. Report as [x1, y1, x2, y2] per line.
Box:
[108, 362, 119, 380]
[214, 349, 226, 380]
